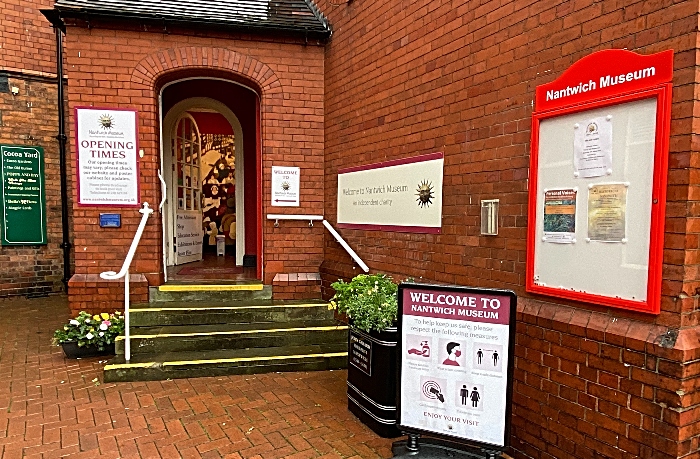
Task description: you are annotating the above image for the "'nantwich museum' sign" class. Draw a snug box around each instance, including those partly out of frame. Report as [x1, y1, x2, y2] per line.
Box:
[337, 152, 444, 233]
[76, 107, 140, 206]
[0, 145, 47, 245]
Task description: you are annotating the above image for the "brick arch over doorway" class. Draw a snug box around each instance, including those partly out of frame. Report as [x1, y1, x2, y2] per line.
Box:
[130, 47, 281, 94]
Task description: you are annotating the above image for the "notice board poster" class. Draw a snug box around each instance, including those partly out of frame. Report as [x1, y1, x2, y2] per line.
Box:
[76, 107, 139, 206]
[0, 145, 47, 245]
[337, 152, 444, 233]
[397, 283, 515, 448]
[543, 189, 577, 243]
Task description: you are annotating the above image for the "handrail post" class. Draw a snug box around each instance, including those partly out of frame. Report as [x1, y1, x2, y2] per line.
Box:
[100, 202, 153, 363]
[124, 268, 130, 361]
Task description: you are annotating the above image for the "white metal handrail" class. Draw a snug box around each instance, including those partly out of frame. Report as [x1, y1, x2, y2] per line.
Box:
[100, 202, 154, 361]
[266, 213, 369, 273]
[322, 220, 369, 273]
[267, 213, 323, 227]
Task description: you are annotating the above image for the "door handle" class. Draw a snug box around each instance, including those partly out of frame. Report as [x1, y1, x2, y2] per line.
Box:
[158, 170, 167, 211]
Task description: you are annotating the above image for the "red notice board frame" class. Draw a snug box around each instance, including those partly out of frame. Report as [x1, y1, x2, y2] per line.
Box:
[526, 49, 673, 314]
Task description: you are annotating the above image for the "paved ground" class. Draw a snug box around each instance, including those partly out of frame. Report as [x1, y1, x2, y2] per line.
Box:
[0, 296, 397, 459]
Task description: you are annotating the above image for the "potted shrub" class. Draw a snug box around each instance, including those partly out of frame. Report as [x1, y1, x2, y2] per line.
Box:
[53, 311, 124, 358]
[330, 274, 401, 438]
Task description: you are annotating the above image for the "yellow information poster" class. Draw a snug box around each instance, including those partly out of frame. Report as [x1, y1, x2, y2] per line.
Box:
[587, 184, 627, 242]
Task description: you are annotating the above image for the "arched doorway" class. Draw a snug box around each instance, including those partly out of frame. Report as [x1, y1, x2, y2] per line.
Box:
[160, 78, 260, 281]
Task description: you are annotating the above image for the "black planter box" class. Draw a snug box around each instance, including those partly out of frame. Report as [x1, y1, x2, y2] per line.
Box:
[60, 341, 115, 359]
[347, 326, 401, 438]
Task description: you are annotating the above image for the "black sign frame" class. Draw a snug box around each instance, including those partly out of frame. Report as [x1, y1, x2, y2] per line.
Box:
[396, 282, 517, 453]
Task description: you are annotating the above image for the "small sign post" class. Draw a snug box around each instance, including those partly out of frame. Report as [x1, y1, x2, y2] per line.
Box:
[394, 283, 516, 458]
[0, 145, 47, 245]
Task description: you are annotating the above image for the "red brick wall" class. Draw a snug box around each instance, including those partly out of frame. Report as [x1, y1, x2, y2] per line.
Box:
[0, 76, 67, 297]
[0, 0, 56, 74]
[316, 0, 700, 457]
[62, 22, 326, 308]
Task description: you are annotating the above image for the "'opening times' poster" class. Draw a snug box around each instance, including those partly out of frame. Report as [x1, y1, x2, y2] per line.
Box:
[398, 285, 513, 448]
[76, 108, 139, 206]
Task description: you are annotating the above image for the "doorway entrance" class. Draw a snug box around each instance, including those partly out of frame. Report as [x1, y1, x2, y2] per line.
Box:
[160, 79, 261, 282]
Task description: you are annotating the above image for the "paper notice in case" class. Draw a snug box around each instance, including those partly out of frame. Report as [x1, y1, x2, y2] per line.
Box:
[588, 184, 627, 242]
[574, 116, 612, 178]
[543, 189, 577, 243]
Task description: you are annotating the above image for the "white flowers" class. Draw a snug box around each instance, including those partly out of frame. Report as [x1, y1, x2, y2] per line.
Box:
[86, 332, 94, 340]
[99, 332, 104, 337]
[99, 323, 108, 331]
[69, 319, 79, 326]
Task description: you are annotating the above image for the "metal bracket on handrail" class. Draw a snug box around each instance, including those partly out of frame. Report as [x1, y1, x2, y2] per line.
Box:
[266, 214, 323, 228]
[322, 219, 369, 273]
[100, 202, 154, 362]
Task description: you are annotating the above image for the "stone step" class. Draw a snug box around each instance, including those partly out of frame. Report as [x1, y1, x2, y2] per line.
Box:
[149, 283, 272, 303]
[116, 320, 348, 354]
[103, 343, 348, 382]
[129, 300, 334, 326]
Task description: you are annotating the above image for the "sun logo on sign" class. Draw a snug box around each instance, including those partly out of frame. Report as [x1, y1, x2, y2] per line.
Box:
[281, 181, 290, 191]
[98, 114, 114, 130]
[416, 180, 435, 208]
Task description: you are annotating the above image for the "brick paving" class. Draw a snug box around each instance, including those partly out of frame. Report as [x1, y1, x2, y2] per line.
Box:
[0, 296, 397, 459]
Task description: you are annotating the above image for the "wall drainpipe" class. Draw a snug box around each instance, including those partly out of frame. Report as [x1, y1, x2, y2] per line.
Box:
[54, 24, 72, 287]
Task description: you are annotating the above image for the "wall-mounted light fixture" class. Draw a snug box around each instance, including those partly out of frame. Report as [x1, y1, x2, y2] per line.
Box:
[480, 199, 499, 236]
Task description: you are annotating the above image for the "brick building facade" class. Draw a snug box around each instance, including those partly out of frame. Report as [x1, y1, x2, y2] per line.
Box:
[316, 1, 700, 458]
[0, 0, 699, 457]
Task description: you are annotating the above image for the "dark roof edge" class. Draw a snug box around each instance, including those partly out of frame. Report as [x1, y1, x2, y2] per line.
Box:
[305, 0, 332, 38]
[41, 9, 66, 32]
[48, 7, 332, 41]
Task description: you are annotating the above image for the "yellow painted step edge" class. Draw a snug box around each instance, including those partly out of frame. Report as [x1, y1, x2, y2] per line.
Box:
[130, 303, 328, 313]
[115, 325, 348, 341]
[158, 284, 264, 292]
[104, 351, 348, 370]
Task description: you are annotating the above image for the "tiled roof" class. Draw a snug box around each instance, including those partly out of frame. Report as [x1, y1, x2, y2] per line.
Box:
[52, 0, 331, 39]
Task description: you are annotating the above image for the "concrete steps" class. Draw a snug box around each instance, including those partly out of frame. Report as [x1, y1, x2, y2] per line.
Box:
[104, 343, 348, 381]
[129, 301, 334, 326]
[149, 283, 273, 303]
[115, 321, 348, 354]
[104, 284, 348, 382]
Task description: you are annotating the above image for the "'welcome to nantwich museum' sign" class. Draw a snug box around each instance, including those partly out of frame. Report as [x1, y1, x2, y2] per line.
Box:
[397, 283, 516, 451]
[76, 107, 140, 206]
[0, 145, 47, 245]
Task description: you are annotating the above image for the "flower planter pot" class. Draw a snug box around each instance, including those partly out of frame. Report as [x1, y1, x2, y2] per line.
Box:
[347, 326, 401, 438]
[60, 341, 115, 359]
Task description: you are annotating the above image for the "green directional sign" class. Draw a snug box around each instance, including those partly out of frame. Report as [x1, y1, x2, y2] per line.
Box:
[0, 145, 47, 245]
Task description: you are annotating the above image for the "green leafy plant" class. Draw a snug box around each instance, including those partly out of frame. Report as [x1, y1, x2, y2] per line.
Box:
[52, 311, 125, 351]
[330, 274, 398, 333]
